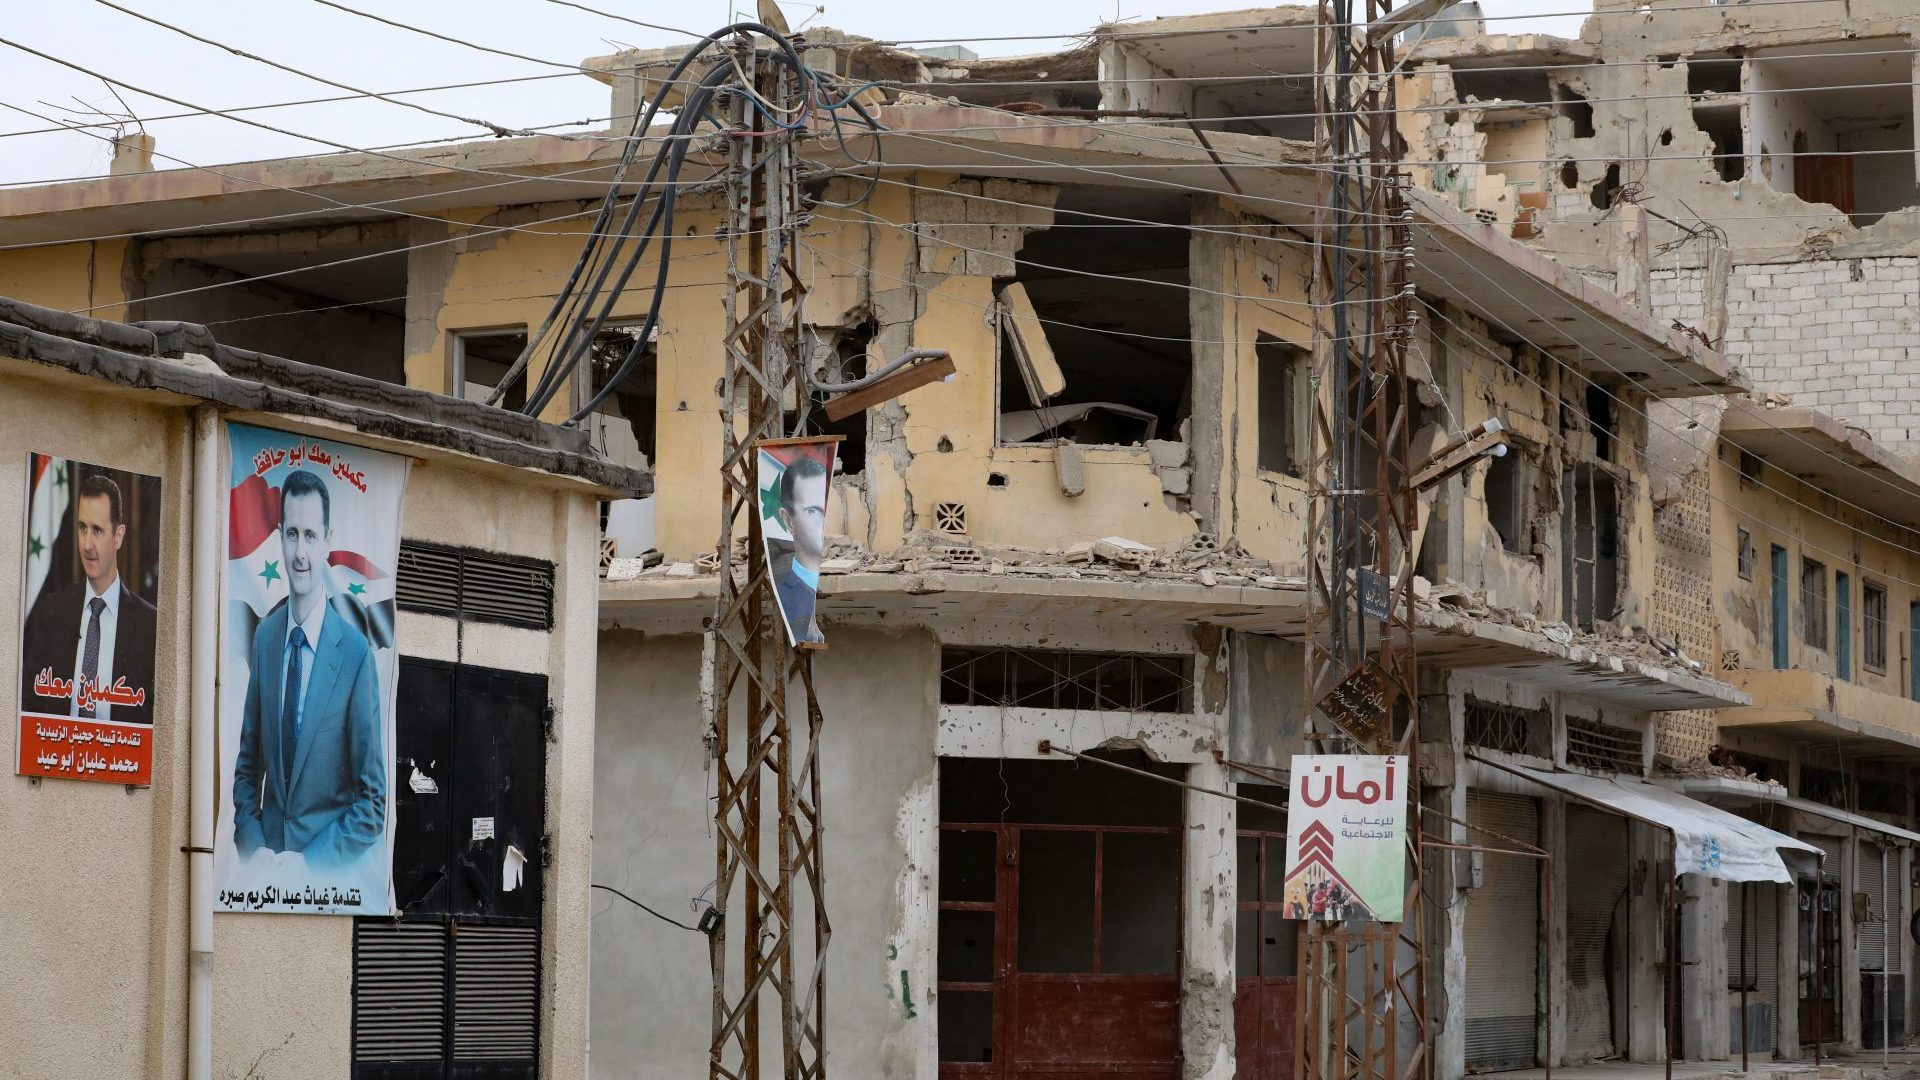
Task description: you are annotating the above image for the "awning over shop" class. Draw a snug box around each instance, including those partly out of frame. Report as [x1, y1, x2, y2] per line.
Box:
[1663, 776, 1920, 845]
[1471, 755, 1820, 883]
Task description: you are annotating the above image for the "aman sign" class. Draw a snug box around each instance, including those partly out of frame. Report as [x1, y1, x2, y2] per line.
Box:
[1281, 754, 1408, 922]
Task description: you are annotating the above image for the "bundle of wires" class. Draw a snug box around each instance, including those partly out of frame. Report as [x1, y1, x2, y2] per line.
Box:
[490, 21, 884, 424]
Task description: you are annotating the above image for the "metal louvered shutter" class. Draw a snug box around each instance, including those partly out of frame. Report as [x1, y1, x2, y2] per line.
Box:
[1565, 807, 1631, 1060]
[1861, 843, 1888, 972]
[1724, 881, 1782, 1052]
[353, 921, 449, 1063]
[1464, 792, 1540, 1071]
[454, 924, 541, 1062]
[397, 542, 554, 630]
[1889, 849, 1905, 975]
[396, 543, 463, 617]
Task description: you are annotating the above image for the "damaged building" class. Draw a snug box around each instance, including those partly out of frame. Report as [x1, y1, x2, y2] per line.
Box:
[0, 4, 1913, 1080]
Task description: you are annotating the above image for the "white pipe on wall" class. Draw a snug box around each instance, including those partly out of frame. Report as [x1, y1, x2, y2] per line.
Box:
[188, 406, 218, 1080]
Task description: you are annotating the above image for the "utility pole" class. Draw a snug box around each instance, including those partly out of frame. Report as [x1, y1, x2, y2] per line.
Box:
[704, 35, 831, 1080]
[1302, 0, 1429, 1076]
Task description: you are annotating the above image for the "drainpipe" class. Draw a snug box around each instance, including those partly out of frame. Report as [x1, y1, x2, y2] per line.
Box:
[188, 406, 218, 1080]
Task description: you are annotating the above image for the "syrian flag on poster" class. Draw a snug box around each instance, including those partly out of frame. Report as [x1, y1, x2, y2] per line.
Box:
[225, 472, 397, 655]
[24, 453, 68, 614]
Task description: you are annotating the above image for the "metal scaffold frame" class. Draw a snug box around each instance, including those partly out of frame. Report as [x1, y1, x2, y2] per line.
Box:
[1302, 0, 1429, 1077]
[702, 39, 832, 1080]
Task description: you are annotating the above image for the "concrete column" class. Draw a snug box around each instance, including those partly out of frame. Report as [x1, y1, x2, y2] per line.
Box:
[1776, 880, 1801, 1060]
[1842, 834, 1862, 1050]
[1680, 876, 1726, 1061]
[1627, 823, 1669, 1062]
[1540, 797, 1569, 1070]
[1182, 760, 1236, 1080]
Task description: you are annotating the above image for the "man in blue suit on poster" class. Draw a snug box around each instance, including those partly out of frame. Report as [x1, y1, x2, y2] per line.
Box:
[231, 468, 387, 867]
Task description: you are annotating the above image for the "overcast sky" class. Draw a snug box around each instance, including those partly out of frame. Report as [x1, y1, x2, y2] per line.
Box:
[0, 1, 1588, 187]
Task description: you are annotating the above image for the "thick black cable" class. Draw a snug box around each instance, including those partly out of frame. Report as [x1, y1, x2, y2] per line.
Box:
[589, 883, 705, 933]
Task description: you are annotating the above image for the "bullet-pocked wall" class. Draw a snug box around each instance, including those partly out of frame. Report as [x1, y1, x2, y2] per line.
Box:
[589, 626, 941, 1078]
[0, 356, 607, 1080]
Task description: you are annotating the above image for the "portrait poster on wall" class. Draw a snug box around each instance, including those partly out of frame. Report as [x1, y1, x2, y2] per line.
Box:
[16, 454, 163, 784]
[1281, 754, 1409, 923]
[757, 436, 839, 649]
[215, 423, 407, 915]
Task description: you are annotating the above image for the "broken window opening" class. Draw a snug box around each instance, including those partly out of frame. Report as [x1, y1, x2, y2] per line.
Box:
[1583, 384, 1617, 460]
[1255, 335, 1310, 478]
[1561, 466, 1619, 632]
[1236, 782, 1299, 1074]
[1748, 41, 1916, 224]
[577, 322, 657, 471]
[1483, 448, 1524, 554]
[1590, 163, 1622, 211]
[1735, 526, 1755, 580]
[1555, 84, 1596, 139]
[1560, 160, 1580, 191]
[1464, 696, 1551, 758]
[452, 327, 529, 411]
[1000, 188, 1193, 447]
[135, 226, 409, 384]
[1686, 57, 1742, 99]
[800, 323, 872, 476]
[1451, 69, 1552, 110]
[1800, 557, 1829, 650]
[1564, 715, 1642, 774]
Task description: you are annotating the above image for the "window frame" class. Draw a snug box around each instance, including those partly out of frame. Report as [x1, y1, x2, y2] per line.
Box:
[1862, 579, 1889, 673]
[448, 325, 530, 409]
[1736, 526, 1755, 581]
[1800, 557, 1828, 650]
[1254, 336, 1310, 479]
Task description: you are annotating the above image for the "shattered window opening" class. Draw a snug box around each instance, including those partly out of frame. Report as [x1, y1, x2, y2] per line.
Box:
[1564, 715, 1642, 774]
[1483, 449, 1525, 554]
[579, 321, 657, 470]
[1255, 336, 1310, 477]
[1736, 526, 1755, 580]
[1464, 696, 1548, 757]
[1747, 41, 1917, 224]
[940, 645, 1193, 713]
[999, 188, 1193, 447]
[1562, 466, 1619, 632]
[451, 327, 529, 412]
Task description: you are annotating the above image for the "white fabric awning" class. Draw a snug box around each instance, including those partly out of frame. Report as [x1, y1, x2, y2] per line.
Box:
[1472, 755, 1820, 883]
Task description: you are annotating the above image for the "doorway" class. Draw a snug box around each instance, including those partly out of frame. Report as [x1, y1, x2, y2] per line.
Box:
[938, 755, 1185, 1079]
[1236, 786, 1298, 1078]
[1798, 875, 1841, 1046]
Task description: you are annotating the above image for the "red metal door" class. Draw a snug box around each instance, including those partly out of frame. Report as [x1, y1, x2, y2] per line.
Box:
[1235, 830, 1299, 1079]
[939, 823, 1182, 1079]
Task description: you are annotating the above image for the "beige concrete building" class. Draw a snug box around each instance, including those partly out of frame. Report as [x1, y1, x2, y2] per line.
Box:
[0, 297, 642, 1080]
[13, 6, 1917, 1079]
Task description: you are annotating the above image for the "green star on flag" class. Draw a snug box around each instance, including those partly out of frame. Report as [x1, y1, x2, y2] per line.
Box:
[259, 561, 281, 584]
[759, 472, 784, 521]
[28, 533, 43, 559]
[347, 581, 366, 596]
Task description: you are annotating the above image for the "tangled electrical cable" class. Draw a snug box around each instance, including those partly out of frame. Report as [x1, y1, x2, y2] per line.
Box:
[491, 21, 884, 424]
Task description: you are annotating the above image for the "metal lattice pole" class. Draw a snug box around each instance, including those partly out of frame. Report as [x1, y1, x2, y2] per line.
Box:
[704, 40, 831, 1080]
[1302, 1, 1428, 1079]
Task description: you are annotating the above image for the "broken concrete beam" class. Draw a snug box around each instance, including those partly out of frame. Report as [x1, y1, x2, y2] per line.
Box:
[1054, 440, 1086, 497]
[1146, 438, 1189, 469]
[1093, 536, 1153, 568]
[1063, 541, 1095, 564]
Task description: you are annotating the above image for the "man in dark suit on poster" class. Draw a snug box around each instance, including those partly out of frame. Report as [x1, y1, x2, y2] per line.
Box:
[230, 468, 386, 868]
[19, 474, 157, 725]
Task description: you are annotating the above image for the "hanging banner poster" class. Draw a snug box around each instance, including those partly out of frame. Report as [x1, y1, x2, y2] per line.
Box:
[16, 455, 163, 784]
[215, 424, 407, 915]
[757, 436, 840, 649]
[1281, 754, 1408, 923]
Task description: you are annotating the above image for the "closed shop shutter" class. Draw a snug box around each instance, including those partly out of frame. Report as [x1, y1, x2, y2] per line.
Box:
[1889, 849, 1905, 975]
[1861, 843, 1888, 972]
[1724, 881, 1783, 1049]
[1565, 807, 1631, 1060]
[353, 920, 450, 1064]
[1465, 791, 1540, 1072]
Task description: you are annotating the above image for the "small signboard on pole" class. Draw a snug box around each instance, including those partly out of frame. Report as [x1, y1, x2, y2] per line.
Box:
[1281, 754, 1408, 922]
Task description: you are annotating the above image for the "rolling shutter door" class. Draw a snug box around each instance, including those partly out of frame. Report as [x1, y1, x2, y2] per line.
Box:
[1889, 849, 1905, 976]
[1861, 843, 1888, 972]
[1724, 881, 1783, 1050]
[1465, 792, 1540, 1072]
[1565, 807, 1630, 1060]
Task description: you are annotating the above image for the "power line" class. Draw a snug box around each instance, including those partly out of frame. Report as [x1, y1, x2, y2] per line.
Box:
[86, 0, 559, 138]
[589, 883, 707, 933]
[0, 71, 586, 141]
[301, 0, 585, 71]
[0, 35, 706, 192]
[539, 0, 702, 42]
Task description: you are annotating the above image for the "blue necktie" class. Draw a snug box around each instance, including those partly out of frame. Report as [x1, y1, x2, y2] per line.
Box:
[282, 626, 307, 782]
[78, 596, 105, 718]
